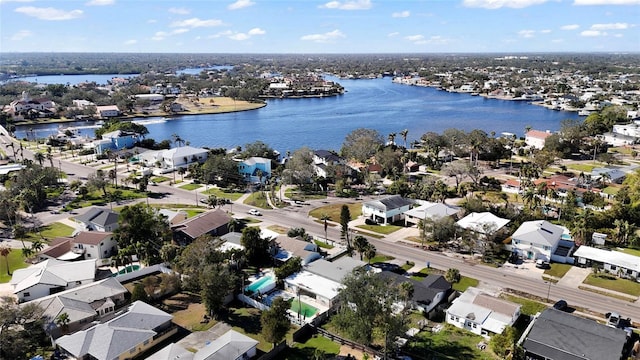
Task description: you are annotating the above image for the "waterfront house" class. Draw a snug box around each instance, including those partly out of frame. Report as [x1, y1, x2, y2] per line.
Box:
[573, 246, 640, 279]
[237, 156, 271, 183]
[377, 271, 451, 313]
[9, 91, 55, 115]
[313, 149, 349, 179]
[95, 105, 120, 118]
[446, 287, 521, 337]
[74, 207, 119, 232]
[138, 146, 208, 172]
[10, 259, 97, 302]
[510, 220, 574, 263]
[525, 129, 553, 150]
[404, 200, 461, 226]
[171, 209, 231, 245]
[37, 231, 117, 265]
[55, 301, 176, 360]
[93, 129, 141, 154]
[362, 195, 414, 225]
[27, 277, 127, 339]
[520, 309, 628, 360]
[600, 131, 638, 146]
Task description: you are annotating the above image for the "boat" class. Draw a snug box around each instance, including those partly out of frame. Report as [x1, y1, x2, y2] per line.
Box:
[578, 109, 592, 116]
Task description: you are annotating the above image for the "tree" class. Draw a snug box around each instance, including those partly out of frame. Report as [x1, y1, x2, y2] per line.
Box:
[0, 246, 11, 275]
[55, 312, 71, 335]
[431, 216, 457, 243]
[340, 205, 352, 251]
[321, 213, 330, 241]
[363, 244, 377, 264]
[341, 128, 384, 163]
[113, 203, 172, 265]
[353, 235, 369, 260]
[445, 268, 461, 283]
[283, 147, 315, 190]
[400, 129, 409, 149]
[131, 283, 149, 302]
[261, 297, 291, 346]
[87, 170, 109, 196]
[34, 152, 45, 166]
[490, 326, 516, 358]
[241, 226, 271, 266]
[200, 263, 237, 318]
[0, 297, 46, 360]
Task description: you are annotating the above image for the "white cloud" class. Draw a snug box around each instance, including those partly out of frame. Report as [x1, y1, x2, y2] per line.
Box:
[10, 30, 32, 40]
[85, 0, 114, 6]
[171, 18, 224, 28]
[15, 6, 83, 20]
[168, 7, 190, 15]
[405, 34, 425, 42]
[392, 10, 410, 18]
[581, 30, 605, 36]
[229, 33, 250, 40]
[208, 30, 234, 39]
[320, 0, 372, 10]
[518, 30, 536, 38]
[172, 28, 189, 35]
[591, 23, 629, 30]
[560, 24, 579, 30]
[614, 33, 624, 37]
[574, 0, 640, 5]
[248, 28, 265, 35]
[462, 0, 548, 9]
[124, 39, 137, 45]
[152, 31, 168, 41]
[388, 32, 400, 37]
[300, 29, 346, 42]
[551, 38, 564, 43]
[540, 29, 551, 33]
[228, 0, 255, 10]
[0, 0, 34, 3]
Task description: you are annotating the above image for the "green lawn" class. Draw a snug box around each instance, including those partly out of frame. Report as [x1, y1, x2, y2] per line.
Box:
[224, 304, 298, 353]
[184, 209, 205, 218]
[405, 324, 499, 360]
[544, 263, 573, 278]
[283, 335, 340, 360]
[0, 249, 30, 283]
[201, 187, 244, 201]
[151, 176, 171, 183]
[314, 240, 334, 249]
[25, 222, 75, 242]
[410, 267, 445, 281]
[583, 273, 640, 296]
[567, 163, 598, 172]
[285, 188, 327, 201]
[501, 294, 548, 316]
[308, 203, 362, 223]
[603, 186, 620, 195]
[356, 224, 403, 235]
[179, 183, 202, 191]
[619, 248, 640, 257]
[243, 191, 270, 209]
[366, 253, 395, 264]
[452, 276, 479, 292]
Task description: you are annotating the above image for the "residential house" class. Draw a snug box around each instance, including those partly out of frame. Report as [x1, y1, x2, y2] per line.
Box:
[600, 132, 637, 147]
[313, 150, 347, 178]
[592, 167, 627, 184]
[93, 129, 141, 154]
[55, 301, 177, 360]
[169, 102, 184, 112]
[404, 201, 461, 226]
[377, 271, 451, 313]
[157, 208, 188, 226]
[74, 207, 120, 232]
[38, 231, 117, 265]
[10, 259, 97, 302]
[362, 195, 414, 225]
[511, 220, 574, 263]
[95, 105, 121, 118]
[273, 236, 321, 265]
[219, 232, 245, 252]
[456, 212, 510, 234]
[172, 209, 231, 245]
[446, 287, 521, 337]
[9, 91, 55, 114]
[525, 129, 553, 150]
[27, 277, 127, 338]
[139, 146, 209, 172]
[147, 329, 258, 360]
[237, 157, 271, 183]
[520, 308, 628, 360]
[612, 122, 640, 139]
[573, 245, 640, 279]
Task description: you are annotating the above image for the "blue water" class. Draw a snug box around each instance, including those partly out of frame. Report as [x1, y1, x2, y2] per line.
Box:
[14, 76, 582, 154]
[245, 275, 275, 293]
[8, 73, 139, 85]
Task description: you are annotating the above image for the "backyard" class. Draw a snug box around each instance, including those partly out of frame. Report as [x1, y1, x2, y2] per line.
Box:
[404, 324, 500, 360]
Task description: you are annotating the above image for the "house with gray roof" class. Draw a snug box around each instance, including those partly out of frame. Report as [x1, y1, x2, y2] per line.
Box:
[273, 236, 321, 265]
[74, 207, 119, 232]
[27, 277, 128, 338]
[237, 156, 271, 183]
[38, 231, 117, 265]
[573, 245, 640, 279]
[446, 287, 521, 337]
[511, 220, 574, 263]
[377, 271, 451, 313]
[520, 308, 628, 360]
[305, 257, 366, 283]
[147, 329, 258, 360]
[362, 195, 414, 225]
[171, 209, 231, 245]
[55, 301, 176, 360]
[404, 201, 461, 226]
[10, 259, 97, 302]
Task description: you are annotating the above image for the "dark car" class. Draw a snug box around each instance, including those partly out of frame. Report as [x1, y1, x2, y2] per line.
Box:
[553, 300, 568, 311]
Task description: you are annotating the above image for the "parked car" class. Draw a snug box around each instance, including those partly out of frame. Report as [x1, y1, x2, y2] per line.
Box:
[553, 300, 568, 311]
[535, 259, 550, 269]
[248, 209, 262, 216]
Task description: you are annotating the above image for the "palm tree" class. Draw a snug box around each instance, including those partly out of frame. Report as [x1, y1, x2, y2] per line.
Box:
[34, 152, 45, 166]
[320, 213, 330, 242]
[388, 132, 396, 146]
[0, 245, 11, 275]
[353, 235, 369, 260]
[31, 239, 45, 253]
[400, 129, 409, 149]
[228, 218, 240, 233]
[56, 312, 71, 334]
[363, 243, 377, 264]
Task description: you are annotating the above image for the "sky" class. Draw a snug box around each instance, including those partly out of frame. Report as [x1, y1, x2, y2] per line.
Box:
[1, 0, 639, 53]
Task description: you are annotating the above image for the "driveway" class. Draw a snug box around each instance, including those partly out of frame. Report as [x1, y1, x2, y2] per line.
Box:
[557, 266, 591, 288]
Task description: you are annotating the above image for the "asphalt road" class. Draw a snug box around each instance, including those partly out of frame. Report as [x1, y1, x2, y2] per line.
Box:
[6, 136, 640, 323]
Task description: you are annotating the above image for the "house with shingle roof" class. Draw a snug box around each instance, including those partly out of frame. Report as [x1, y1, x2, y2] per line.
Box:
[273, 236, 321, 265]
[26, 277, 127, 338]
[377, 271, 451, 313]
[10, 259, 97, 302]
[74, 207, 119, 232]
[147, 329, 258, 360]
[55, 301, 176, 360]
[404, 201, 461, 226]
[38, 231, 117, 264]
[171, 209, 231, 245]
[446, 287, 520, 337]
[511, 220, 574, 263]
[520, 308, 628, 360]
[362, 195, 414, 225]
[456, 212, 510, 234]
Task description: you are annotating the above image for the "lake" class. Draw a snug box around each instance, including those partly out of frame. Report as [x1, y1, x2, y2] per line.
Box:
[15, 75, 582, 154]
[7, 74, 139, 86]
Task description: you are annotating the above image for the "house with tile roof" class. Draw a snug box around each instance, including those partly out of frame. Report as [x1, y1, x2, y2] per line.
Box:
[26, 277, 128, 338]
[520, 308, 628, 360]
[38, 231, 117, 265]
[525, 129, 553, 150]
[74, 207, 120, 232]
[362, 195, 414, 225]
[446, 287, 521, 337]
[171, 209, 231, 245]
[55, 301, 176, 360]
[10, 259, 97, 302]
[511, 220, 574, 263]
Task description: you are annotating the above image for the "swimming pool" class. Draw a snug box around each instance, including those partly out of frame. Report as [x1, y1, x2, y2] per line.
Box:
[245, 275, 275, 294]
[290, 300, 319, 318]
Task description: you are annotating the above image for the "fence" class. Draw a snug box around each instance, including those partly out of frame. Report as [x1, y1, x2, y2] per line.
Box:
[114, 263, 172, 283]
[314, 326, 384, 359]
[257, 341, 287, 360]
[237, 293, 270, 311]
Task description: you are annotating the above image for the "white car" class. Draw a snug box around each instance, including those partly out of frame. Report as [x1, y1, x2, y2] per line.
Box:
[248, 209, 262, 216]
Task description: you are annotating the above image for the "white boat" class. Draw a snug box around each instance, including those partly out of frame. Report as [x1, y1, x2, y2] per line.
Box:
[578, 109, 592, 116]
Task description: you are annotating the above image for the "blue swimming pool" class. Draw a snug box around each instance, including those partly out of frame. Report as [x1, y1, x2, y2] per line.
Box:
[245, 275, 275, 294]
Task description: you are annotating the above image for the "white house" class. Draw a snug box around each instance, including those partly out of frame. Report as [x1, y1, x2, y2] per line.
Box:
[404, 201, 461, 226]
[10, 259, 97, 302]
[95, 105, 120, 118]
[237, 156, 271, 183]
[612, 122, 640, 138]
[147, 329, 258, 360]
[139, 146, 209, 171]
[456, 212, 510, 234]
[362, 195, 414, 225]
[446, 287, 521, 337]
[524, 129, 553, 150]
[511, 220, 574, 263]
[38, 231, 117, 265]
[74, 207, 119, 232]
[600, 132, 637, 147]
[573, 246, 640, 279]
